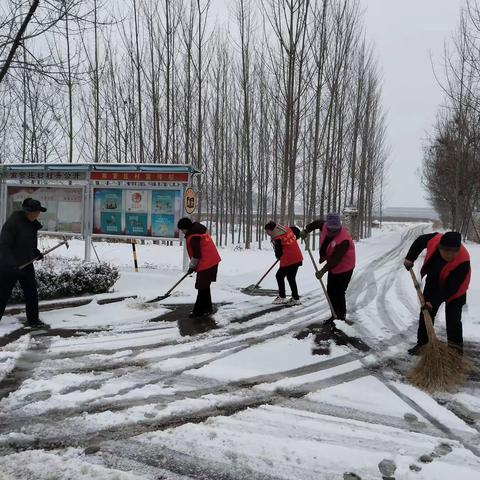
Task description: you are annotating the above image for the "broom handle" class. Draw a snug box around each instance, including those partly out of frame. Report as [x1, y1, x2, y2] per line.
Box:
[305, 240, 337, 319]
[253, 259, 280, 289]
[409, 268, 437, 341]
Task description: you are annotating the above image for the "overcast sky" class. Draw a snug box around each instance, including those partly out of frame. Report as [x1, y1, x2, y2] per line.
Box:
[359, 0, 465, 208]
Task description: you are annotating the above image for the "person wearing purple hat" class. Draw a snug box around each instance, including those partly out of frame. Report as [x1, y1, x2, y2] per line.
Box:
[0, 198, 48, 328]
[404, 231, 471, 355]
[301, 212, 356, 322]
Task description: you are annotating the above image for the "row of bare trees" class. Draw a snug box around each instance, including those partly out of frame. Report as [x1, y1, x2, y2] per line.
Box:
[423, 0, 480, 240]
[0, 0, 388, 246]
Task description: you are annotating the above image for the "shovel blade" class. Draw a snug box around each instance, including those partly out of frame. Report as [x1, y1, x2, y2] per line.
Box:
[241, 284, 257, 293]
[146, 293, 170, 304]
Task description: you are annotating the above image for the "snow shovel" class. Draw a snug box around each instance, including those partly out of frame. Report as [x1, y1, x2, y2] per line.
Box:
[241, 259, 279, 293]
[146, 272, 191, 303]
[406, 268, 472, 392]
[304, 240, 337, 319]
[19, 236, 70, 269]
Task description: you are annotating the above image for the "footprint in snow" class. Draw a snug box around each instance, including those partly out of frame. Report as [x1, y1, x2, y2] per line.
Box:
[343, 473, 362, 480]
[419, 443, 453, 464]
[433, 443, 453, 457]
[378, 458, 397, 479]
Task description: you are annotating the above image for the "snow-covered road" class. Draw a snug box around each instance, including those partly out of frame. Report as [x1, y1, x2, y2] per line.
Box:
[0, 223, 479, 479]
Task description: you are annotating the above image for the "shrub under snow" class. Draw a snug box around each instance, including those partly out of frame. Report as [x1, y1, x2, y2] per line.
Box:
[10, 257, 119, 303]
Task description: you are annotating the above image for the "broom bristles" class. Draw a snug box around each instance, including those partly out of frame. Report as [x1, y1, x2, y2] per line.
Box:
[407, 338, 473, 392]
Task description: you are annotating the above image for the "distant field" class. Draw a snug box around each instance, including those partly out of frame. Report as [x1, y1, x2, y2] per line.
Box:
[376, 207, 439, 220]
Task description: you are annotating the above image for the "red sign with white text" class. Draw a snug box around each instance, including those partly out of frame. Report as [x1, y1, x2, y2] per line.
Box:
[90, 172, 189, 182]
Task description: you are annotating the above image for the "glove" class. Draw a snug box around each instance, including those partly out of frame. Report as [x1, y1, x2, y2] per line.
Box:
[299, 229, 309, 240]
[422, 301, 433, 313]
[188, 258, 199, 274]
[403, 259, 414, 271]
[315, 267, 327, 279]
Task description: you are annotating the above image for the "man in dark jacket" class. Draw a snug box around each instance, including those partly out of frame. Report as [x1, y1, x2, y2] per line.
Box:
[0, 198, 47, 328]
[404, 231, 470, 355]
[178, 217, 221, 318]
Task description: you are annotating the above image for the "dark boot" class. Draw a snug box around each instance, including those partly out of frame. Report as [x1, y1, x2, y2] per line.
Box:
[26, 318, 49, 329]
[408, 343, 426, 356]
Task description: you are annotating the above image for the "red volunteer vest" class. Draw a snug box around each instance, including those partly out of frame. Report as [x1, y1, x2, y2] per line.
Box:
[275, 227, 303, 267]
[320, 224, 356, 274]
[420, 233, 470, 302]
[186, 233, 221, 272]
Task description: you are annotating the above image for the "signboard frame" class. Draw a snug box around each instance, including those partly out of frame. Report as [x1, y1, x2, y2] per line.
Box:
[3, 182, 87, 237]
[0, 163, 199, 266]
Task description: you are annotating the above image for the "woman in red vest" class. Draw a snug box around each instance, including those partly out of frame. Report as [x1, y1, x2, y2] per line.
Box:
[177, 217, 221, 318]
[404, 231, 470, 355]
[265, 221, 303, 306]
[301, 212, 356, 323]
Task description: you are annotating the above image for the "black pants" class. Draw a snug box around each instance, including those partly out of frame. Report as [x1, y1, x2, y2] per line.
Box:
[417, 295, 464, 347]
[276, 264, 300, 300]
[327, 270, 353, 319]
[0, 265, 39, 323]
[193, 287, 213, 315]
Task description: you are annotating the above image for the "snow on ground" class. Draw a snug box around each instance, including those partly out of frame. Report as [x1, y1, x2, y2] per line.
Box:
[1, 222, 480, 479]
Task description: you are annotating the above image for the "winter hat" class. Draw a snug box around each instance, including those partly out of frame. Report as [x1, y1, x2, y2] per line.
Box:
[326, 212, 342, 231]
[177, 217, 193, 230]
[439, 231, 461, 250]
[264, 221, 276, 231]
[22, 198, 47, 213]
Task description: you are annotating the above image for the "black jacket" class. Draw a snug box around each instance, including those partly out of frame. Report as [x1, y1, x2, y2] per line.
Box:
[305, 219, 350, 271]
[185, 222, 218, 289]
[273, 226, 301, 259]
[185, 222, 208, 259]
[406, 233, 470, 305]
[0, 211, 42, 269]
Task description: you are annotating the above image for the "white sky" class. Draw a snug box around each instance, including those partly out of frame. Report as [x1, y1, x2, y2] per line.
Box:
[360, 0, 465, 208]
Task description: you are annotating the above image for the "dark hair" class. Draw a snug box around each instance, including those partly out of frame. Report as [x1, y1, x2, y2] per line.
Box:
[439, 231, 461, 250]
[177, 217, 193, 230]
[264, 221, 276, 231]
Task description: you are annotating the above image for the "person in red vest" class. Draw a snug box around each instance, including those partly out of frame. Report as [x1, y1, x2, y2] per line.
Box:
[300, 212, 356, 322]
[265, 222, 303, 306]
[177, 217, 221, 318]
[404, 231, 471, 355]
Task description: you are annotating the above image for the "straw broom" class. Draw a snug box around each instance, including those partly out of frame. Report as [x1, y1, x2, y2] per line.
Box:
[407, 269, 472, 392]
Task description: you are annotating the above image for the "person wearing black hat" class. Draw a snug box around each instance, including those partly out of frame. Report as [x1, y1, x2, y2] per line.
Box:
[403, 231, 471, 355]
[177, 217, 221, 318]
[0, 198, 48, 328]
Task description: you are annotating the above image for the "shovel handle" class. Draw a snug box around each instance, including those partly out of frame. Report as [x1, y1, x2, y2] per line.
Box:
[164, 272, 190, 297]
[305, 239, 337, 319]
[252, 259, 280, 289]
[409, 268, 437, 341]
[148, 272, 191, 303]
